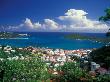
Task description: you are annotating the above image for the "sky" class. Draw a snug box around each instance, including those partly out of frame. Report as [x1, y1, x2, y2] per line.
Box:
[0, 0, 110, 32]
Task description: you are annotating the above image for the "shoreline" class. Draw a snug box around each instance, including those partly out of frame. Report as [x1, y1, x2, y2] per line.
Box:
[0, 45, 94, 52]
[0, 32, 104, 50]
[0, 38, 29, 39]
[0, 44, 97, 51]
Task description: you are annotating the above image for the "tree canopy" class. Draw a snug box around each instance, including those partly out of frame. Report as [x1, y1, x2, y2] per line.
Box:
[89, 46, 110, 68]
[99, 8, 110, 36]
[99, 8, 110, 23]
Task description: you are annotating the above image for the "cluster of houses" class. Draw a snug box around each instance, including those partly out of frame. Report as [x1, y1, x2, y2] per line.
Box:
[0, 45, 15, 54]
[24, 46, 110, 75]
[0, 45, 109, 75]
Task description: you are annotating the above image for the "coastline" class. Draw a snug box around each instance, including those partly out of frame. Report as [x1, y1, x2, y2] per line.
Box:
[0, 32, 105, 50]
[0, 38, 29, 39]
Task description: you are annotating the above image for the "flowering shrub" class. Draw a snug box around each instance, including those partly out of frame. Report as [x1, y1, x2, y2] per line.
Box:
[0, 48, 31, 59]
[56, 62, 88, 82]
[0, 57, 50, 82]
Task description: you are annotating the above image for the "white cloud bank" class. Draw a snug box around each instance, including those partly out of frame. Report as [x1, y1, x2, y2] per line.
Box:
[43, 19, 59, 30]
[58, 9, 109, 32]
[6, 9, 110, 33]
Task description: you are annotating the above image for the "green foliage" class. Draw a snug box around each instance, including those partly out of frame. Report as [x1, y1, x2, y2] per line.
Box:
[0, 49, 7, 58]
[56, 62, 110, 82]
[0, 57, 50, 82]
[14, 48, 31, 57]
[95, 75, 110, 82]
[99, 8, 110, 22]
[57, 62, 89, 82]
[0, 48, 31, 59]
[70, 55, 80, 62]
[99, 8, 110, 37]
[89, 46, 110, 68]
[0, 46, 110, 82]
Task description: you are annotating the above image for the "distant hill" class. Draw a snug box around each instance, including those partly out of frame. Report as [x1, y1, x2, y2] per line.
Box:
[65, 33, 110, 44]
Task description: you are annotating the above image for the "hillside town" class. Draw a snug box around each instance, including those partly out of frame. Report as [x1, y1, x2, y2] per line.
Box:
[0, 45, 109, 77]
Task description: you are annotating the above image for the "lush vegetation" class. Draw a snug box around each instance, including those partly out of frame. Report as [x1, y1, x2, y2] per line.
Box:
[56, 62, 110, 82]
[89, 46, 110, 68]
[56, 62, 89, 82]
[99, 8, 110, 23]
[0, 48, 31, 59]
[0, 57, 50, 82]
[0, 47, 51, 82]
[0, 51, 51, 82]
[0, 46, 110, 82]
[99, 8, 110, 37]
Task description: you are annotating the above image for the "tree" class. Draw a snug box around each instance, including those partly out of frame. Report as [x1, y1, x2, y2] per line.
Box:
[99, 8, 110, 22]
[90, 8, 110, 68]
[89, 46, 110, 69]
[57, 62, 89, 82]
[99, 8, 110, 37]
[1, 56, 50, 82]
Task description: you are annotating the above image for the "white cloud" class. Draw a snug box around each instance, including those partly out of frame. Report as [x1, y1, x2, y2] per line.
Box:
[34, 22, 42, 28]
[6, 9, 110, 32]
[58, 9, 109, 33]
[7, 18, 42, 31]
[24, 18, 34, 28]
[43, 19, 59, 30]
[23, 18, 42, 30]
[59, 9, 88, 23]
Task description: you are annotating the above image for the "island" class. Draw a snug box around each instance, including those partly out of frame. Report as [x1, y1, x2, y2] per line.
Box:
[65, 33, 110, 44]
[0, 32, 29, 39]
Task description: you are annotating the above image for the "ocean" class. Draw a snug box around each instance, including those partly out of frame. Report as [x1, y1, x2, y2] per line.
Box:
[0, 32, 106, 50]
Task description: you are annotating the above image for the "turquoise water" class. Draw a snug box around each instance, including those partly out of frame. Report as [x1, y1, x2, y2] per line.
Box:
[0, 32, 105, 50]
